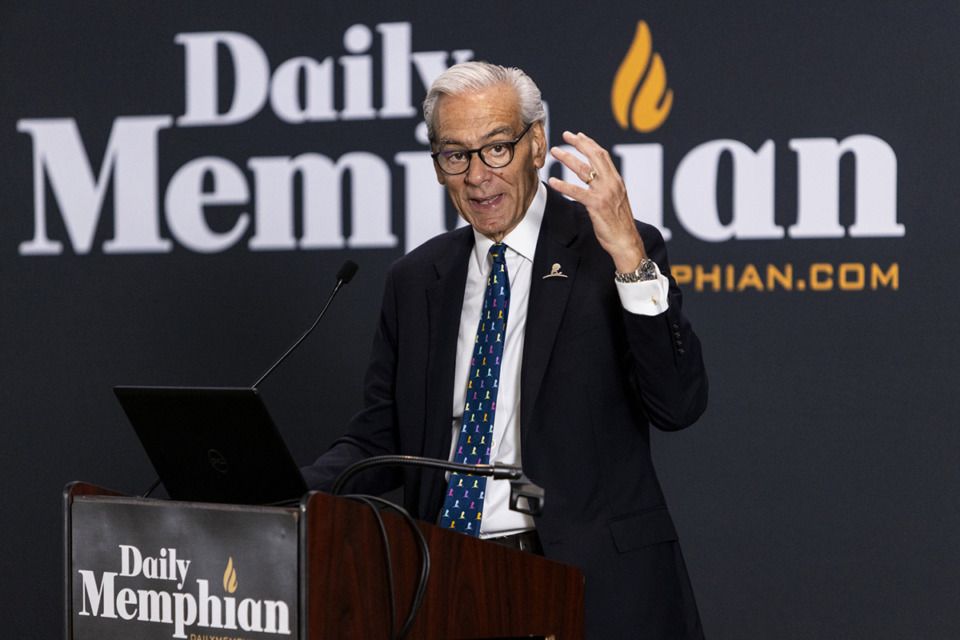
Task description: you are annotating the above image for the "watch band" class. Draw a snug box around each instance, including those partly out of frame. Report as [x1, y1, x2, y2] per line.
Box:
[614, 258, 657, 283]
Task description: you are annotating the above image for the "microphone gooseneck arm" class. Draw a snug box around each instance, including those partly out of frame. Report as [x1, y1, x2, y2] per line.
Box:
[331, 454, 523, 497]
[251, 260, 358, 389]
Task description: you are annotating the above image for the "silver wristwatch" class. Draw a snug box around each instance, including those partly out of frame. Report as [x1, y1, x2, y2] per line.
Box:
[614, 258, 657, 283]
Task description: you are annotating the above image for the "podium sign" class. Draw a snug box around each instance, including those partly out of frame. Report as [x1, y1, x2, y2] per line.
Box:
[67, 495, 299, 640]
[65, 484, 585, 639]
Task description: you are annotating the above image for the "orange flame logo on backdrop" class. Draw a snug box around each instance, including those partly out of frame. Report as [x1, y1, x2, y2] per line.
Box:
[223, 557, 238, 593]
[611, 21, 673, 132]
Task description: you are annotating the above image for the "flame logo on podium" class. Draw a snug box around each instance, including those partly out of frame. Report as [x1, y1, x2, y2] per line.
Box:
[223, 557, 238, 593]
[611, 21, 673, 132]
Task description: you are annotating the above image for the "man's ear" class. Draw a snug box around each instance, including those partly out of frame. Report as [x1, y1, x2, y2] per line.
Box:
[531, 122, 547, 169]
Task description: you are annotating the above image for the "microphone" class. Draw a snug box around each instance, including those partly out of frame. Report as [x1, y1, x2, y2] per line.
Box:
[330, 454, 545, 516]
[251, 260, 359, 388]
[335, 260, 359, 285]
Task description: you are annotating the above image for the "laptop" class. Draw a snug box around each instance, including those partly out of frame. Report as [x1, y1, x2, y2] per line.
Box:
[114, 386, 308, 506]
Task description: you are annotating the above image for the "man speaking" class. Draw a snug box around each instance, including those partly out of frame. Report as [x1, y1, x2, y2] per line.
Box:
[302, 61, 709, 639]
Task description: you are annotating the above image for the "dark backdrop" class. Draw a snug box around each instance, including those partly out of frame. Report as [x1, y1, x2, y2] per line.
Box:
[2, 2, 958, 638]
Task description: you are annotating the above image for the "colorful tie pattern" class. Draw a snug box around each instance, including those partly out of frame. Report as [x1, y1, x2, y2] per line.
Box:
[439, 243, 510, 536]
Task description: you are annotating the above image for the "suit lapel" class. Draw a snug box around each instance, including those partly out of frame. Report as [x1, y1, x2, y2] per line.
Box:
[520, 189, 580, 436]
[420, 228, 473, 512]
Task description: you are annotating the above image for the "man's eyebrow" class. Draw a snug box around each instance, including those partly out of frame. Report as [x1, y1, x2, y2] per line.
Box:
[482, 125, 516, 140]
[436, 136, 463, 148]
[437, 125, 519, 148]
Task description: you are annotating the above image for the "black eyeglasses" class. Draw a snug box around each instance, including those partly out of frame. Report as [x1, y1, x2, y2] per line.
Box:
[431, 123, 534, 175]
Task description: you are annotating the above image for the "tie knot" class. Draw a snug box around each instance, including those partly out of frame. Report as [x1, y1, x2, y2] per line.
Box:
[489, 243, 507, 265]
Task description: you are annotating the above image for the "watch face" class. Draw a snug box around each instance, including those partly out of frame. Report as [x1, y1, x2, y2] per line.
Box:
[615, 260, 656, 283]
[639, 259, 657, 280]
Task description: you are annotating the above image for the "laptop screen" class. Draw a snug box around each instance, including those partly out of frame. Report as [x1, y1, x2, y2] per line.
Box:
[114, 386, 307, 506]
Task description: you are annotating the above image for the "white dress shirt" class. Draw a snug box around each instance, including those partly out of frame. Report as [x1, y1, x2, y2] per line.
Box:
[449, 182, 669, 537]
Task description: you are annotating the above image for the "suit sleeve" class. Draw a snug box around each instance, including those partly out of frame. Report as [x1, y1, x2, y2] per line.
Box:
[300, 267, 404, 494]
[623, 223, 708, 431]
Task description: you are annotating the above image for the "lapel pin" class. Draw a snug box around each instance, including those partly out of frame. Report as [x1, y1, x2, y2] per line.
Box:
[543, 263, 568, 279]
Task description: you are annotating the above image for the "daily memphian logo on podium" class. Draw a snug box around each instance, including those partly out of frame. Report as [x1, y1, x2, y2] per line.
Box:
[70, 497, 298, 640]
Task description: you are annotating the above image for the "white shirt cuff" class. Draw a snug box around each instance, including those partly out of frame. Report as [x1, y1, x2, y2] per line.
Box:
[616, 264, 670, 316]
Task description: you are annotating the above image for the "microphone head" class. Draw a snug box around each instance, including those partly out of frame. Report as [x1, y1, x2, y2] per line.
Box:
[337, 260, 359, 284]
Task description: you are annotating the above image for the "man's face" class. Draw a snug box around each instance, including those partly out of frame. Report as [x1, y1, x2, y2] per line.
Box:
[432, 84, 546, 243]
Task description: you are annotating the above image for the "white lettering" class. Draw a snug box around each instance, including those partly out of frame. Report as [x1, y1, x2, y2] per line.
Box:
[173, 592, 198, 639]
[16, 24, 903, 257]
[789, 135, 903, 238]
[340, 24, 376, 120]
[138, 588, 174, 623]
[238, 598, 263, 632]
[270, 56, 336, 124]
[673, 139, 781, 242]
[165, 157, 251, 253]
[16, 117, 173, 255]
[78, 570, 118, 618]
[395, 149, 450, 253]
[248, 152, 396, 251]
[378, 21, 474, 118]
[614, 142, 670, 240]
[411, 48, 475, 95]
[263, 600, 291, 634]
[197, 579, 225, 629]
[117, 588, 138, 620]
[176, 556, 191, 590]
[119, 544, 142, 577]
[223, 596, 237, 630]
[377, 23, 417, 118]
[143, 556, 160, 579]
[75, 565, 291, 636]
[177, 32, 270, 127]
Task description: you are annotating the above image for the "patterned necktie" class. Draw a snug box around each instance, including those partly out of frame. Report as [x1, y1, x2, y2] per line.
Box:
[439, 243, 510, 536]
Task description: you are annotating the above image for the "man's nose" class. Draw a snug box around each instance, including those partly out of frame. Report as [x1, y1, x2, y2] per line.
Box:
[464, 154, 494, 185]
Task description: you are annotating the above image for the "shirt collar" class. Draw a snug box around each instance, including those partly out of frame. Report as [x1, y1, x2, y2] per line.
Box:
[471, 181, 546, 269]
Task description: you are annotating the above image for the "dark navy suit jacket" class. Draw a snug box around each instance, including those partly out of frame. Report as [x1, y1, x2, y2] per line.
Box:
[303, 185, 709, 639]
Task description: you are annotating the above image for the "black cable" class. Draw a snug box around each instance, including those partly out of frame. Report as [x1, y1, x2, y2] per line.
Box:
[140, 478, 161, 498]
[343, 495, 431, 640]
[372, 498, 429, 640]
[344, 495, 396, 640]
[332, 455, 519, 637]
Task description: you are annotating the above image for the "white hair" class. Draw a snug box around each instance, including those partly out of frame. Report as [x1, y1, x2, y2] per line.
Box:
[423, 61, 545, 145]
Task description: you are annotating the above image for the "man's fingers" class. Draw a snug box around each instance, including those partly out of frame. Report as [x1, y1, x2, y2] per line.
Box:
[561, 130, 615, 175]
[547, 175, 590, 202]
[549, 144, 596, 186]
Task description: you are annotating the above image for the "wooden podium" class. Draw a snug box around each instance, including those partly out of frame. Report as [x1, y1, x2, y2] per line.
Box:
[64, 482, 584, 640]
